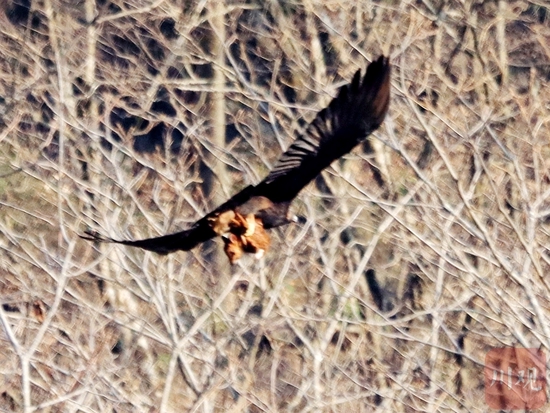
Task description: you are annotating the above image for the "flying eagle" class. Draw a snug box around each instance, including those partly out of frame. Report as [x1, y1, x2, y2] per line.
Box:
[82, 56, 391, 263]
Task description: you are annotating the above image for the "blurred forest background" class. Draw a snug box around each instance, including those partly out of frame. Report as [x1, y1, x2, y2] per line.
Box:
[1, 0, 550, 411]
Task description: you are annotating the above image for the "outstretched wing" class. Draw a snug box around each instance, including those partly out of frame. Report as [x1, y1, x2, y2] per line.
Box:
[81, 226, 211, 255]
[82, 185, 258, 254]
[255, 55, 391, 203]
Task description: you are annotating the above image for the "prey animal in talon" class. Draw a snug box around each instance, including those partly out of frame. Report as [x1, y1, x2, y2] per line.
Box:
[221, 211, 257, 238]
[222, 217, 271, 264]
[241, 217, 270, 258]
[223, 234, 244, 264]
[81, 56, 391, 264]
[207, 210, 237, 235]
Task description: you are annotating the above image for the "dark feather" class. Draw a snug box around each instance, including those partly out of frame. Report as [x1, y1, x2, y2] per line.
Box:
[81, 56, 391, 256]
[81, 227, 209, 255]
[255, 55, 391, 202]
[82, 185, 258, 254]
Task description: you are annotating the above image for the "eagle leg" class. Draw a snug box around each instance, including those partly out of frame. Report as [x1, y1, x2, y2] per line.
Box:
[243, 213, 256, 236]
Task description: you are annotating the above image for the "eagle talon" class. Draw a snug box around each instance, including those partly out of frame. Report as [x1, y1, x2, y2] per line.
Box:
[254, 249, 265, 259]
[244, 214, 256, 236]
[208, 210, 236, 235]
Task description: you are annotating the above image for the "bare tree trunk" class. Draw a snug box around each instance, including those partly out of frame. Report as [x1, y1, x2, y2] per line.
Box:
[197, 0, 230, 284]
[497, 0, 508, 86]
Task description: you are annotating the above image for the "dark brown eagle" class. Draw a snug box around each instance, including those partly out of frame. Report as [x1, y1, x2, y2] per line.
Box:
[82, 56, 391, 263]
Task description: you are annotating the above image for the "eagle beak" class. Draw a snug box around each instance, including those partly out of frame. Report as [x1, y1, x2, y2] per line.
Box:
[292, 215, 307, 224]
